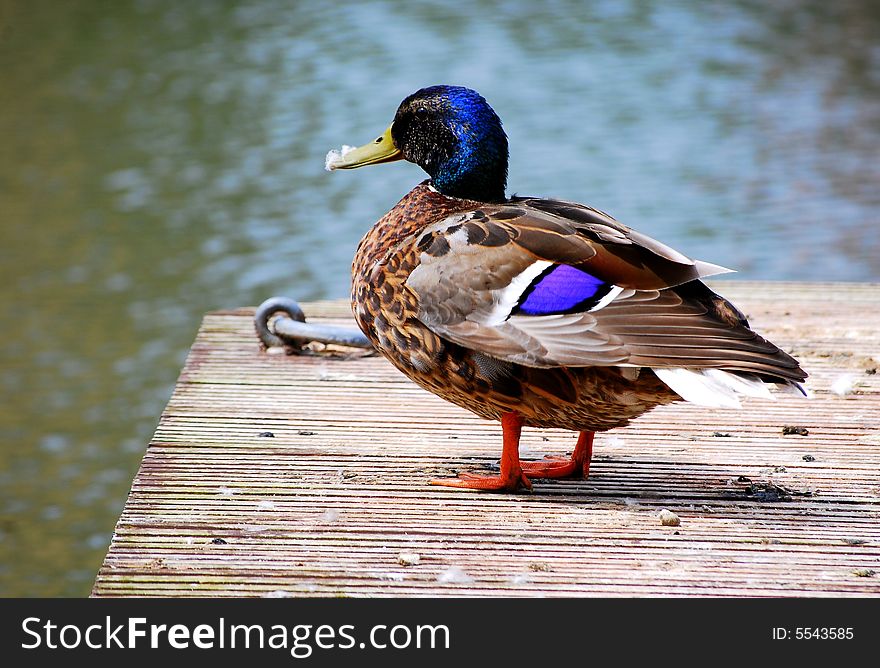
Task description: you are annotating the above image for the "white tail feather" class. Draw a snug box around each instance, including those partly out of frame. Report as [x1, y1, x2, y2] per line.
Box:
[704, 369, 773, 400]
[653, 368, 741, 408]
[653, 367, 807, 407]
[693, 260, 736, 279]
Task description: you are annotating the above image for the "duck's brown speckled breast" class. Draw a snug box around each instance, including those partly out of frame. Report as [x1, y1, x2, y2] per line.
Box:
[352, 182, 540, 423]
[351, 182, 476, 365]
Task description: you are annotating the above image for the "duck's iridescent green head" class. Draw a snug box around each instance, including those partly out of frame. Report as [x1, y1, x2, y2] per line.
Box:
[328, 85, 509, 202]
[392, 86, 509, 202]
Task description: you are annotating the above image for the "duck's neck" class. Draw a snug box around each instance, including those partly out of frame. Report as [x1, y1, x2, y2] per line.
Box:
[432, 152, 508, 203]
[427, 118, 509, 202]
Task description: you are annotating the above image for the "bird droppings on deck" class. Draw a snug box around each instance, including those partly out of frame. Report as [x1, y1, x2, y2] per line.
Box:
[92, 283, 880, 597]
[398, 552, 421, 567]
[320, 509, 340, 524]
[265, 590, 295, 598]
[437, 567, 474, 585]
[830, 374, 854, 396]
[659, 510, 681, 527]
[752, 482, 811, 502]
[528, 562, 552, 572]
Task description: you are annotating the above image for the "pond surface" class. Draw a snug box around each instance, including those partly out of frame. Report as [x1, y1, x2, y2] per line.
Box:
[0, 0, 878, 595]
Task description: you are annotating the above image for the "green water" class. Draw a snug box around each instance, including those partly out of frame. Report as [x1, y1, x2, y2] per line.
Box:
[0, 0, 877, 596]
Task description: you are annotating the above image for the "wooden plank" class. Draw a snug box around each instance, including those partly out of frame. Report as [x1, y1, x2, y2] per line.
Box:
[93, 282, 880, 597]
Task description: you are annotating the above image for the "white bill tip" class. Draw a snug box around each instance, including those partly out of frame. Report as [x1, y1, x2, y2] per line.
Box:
[325, 145, 355, 171]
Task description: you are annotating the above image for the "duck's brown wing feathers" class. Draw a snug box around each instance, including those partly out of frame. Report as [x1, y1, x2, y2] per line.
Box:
[404, 200, 806, 383]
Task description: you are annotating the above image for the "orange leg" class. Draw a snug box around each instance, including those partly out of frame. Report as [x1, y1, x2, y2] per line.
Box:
[520, 431, 594, 479]
[430, 412, 532, 491]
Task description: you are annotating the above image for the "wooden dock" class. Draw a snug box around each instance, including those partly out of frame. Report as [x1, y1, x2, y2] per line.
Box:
[92, 282, 880, 597]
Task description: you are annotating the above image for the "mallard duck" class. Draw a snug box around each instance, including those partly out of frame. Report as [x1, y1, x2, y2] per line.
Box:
[327, 85, 807, 492]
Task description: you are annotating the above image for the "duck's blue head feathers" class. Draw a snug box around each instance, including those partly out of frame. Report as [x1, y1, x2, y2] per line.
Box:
[391, 85, 509, 202]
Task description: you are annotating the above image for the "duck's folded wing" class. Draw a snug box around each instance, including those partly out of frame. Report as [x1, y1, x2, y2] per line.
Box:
[405, 203, 805, 383]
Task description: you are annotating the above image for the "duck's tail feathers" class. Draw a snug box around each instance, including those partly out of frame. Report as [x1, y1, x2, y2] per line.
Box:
[652, 367, 809, 408]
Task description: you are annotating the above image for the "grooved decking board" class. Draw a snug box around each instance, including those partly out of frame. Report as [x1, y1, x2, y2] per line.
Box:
[93, 282, 880, 597]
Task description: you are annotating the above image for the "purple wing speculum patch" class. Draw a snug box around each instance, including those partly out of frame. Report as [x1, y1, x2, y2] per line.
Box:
[514, 264, 612, 316]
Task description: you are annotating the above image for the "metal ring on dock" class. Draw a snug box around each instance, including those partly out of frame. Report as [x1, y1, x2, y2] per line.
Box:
[254, 297, 373, 351]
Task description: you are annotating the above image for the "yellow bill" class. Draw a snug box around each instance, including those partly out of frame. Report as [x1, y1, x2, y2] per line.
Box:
[325, 125, 403, 171]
